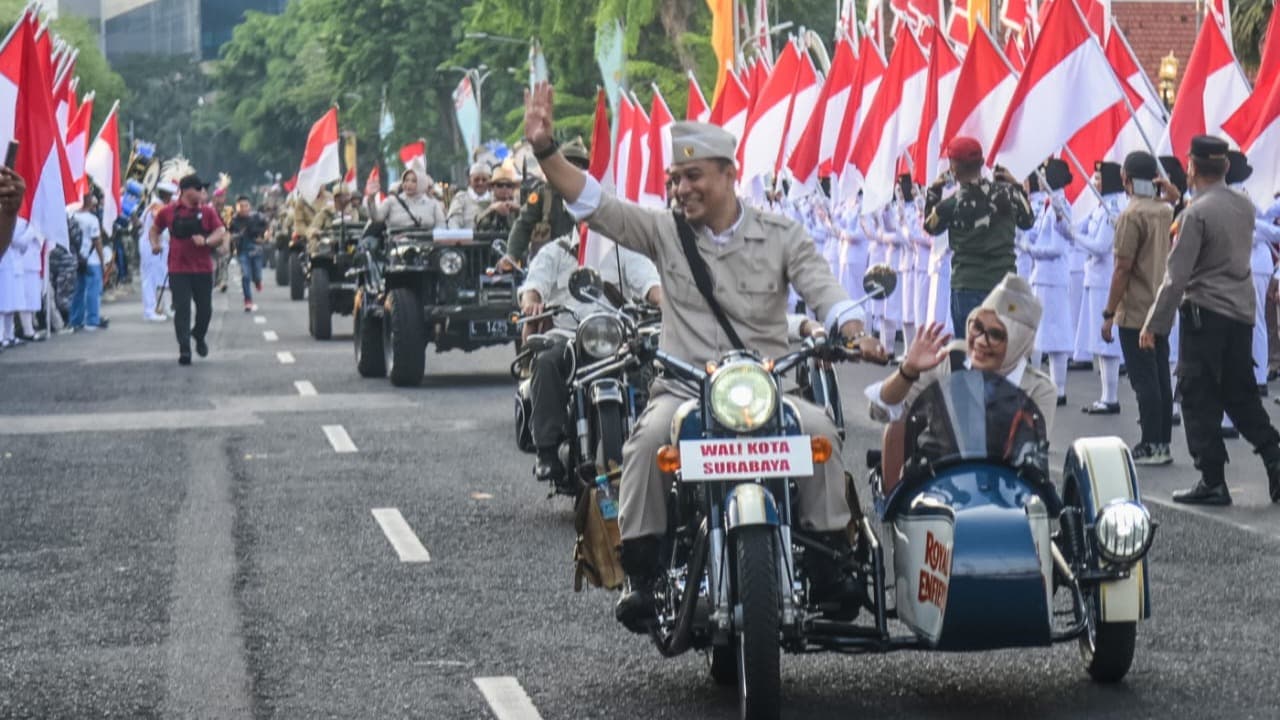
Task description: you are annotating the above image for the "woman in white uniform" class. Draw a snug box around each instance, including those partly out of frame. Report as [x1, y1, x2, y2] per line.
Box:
[838, 194, 870, 306]
[140, 182, 175, 321]
[1024, 159, 1076, 405]
[876, 200, 903, 351]
[1226, 152, 1276, 390]
[0, 224, 29, 347]
[1074, 162, 1127, 414]
[900, 176, 931, 348]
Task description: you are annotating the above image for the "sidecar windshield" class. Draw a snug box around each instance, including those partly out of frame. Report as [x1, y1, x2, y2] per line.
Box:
[901, 370, 1049, 479]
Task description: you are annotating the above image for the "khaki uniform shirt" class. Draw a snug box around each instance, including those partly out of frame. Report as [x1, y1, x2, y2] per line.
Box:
[1112, 197, 1173, 329]
[447, 190, 491, 229]
[575, 185, 858, 366]
[1145, 182, 1257, 334]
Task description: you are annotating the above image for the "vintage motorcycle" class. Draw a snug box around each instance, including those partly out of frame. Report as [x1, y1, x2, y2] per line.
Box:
[633, 267, 1154, 720]
[511, 269, 660, 497]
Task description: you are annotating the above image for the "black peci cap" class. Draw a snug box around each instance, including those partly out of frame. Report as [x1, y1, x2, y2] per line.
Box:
[1159, 156, 1187, 196]
[1225, 150, 1253, 184]
[178, 174, 206, 192]
[1189, 134, 1229, 159]
[1097, 161, 1123, 195]
[1123, 151, 1159, 182]
[1042, 158, 1073, 191]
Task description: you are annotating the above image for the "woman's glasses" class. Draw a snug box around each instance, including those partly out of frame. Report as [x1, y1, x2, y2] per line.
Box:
[968, 318, 1008, 345]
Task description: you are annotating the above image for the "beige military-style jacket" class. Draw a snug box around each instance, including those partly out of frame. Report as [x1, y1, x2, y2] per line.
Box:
[583, 191, 855, 367]
[447, 190, 492, 229]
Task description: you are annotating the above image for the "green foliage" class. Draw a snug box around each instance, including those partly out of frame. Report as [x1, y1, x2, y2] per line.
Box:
[1233, 0, 1274, 71]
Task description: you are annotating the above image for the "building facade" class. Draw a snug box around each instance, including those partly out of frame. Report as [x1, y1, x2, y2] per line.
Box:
[56, 0, 285, 63]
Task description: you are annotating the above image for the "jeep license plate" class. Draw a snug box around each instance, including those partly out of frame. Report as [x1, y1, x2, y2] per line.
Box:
[469, 320, 513, 338]
[679, 436, 813, 481]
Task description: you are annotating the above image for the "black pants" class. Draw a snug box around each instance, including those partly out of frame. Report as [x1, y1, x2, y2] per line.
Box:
[170, 272, 213, 355]
[1118, 327, 1173, 445]
[530, 335, 572, 449]
[1177, 305, 1280, 478]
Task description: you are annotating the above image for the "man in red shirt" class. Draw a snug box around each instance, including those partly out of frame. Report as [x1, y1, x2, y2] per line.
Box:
[150, 174, 227, 365]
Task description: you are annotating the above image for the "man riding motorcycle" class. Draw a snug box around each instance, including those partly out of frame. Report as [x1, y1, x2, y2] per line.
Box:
[518, 234, 664, 491]
[522, 83, 887, 632]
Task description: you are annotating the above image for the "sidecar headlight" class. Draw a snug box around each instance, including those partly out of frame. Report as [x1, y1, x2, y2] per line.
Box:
[709, 363, 777, 432]
[438, 249, 464, 275]
[1094, 500, 1153, 564]
[577, 313, 624, 359]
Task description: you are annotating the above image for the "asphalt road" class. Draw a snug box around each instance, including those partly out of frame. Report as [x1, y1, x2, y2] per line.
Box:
[2, 271, 1279, 720]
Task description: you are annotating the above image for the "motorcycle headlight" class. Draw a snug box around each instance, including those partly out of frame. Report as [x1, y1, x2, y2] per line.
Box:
[709, 362, 777, 432]
[1094, 500, 1153, 565]
[438, 249, 464, 275]
[577, 313, 624, 359]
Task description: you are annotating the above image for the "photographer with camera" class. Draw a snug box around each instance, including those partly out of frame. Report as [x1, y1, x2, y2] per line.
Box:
[151, 174, 227, 365]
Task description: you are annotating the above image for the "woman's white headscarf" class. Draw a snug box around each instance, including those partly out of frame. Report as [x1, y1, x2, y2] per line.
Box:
[969, 273, 1042, 376]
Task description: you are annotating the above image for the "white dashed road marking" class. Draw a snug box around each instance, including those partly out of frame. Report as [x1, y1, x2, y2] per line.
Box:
[254, 316, 266, 324]
[276, 351, 295, 364]
[293, 380, 318, 396]
[474, 677, 543, 720]
[322, 424, 357, 453]
[371, 508, 431, 563]
[263, 330, 279, 342]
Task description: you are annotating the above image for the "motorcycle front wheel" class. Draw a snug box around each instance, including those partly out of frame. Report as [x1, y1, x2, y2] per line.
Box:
[733, 526, 781, 720]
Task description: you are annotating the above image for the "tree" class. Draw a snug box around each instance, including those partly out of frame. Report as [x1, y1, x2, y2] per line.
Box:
[1234, 0, 1274, 72]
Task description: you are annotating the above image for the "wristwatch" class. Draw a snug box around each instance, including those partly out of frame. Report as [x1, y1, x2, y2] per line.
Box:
[1102, 310, 1115, 320]
[533, 138, 560, 161]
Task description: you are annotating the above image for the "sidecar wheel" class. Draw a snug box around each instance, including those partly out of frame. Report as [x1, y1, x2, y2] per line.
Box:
[733, 527, 781, 720]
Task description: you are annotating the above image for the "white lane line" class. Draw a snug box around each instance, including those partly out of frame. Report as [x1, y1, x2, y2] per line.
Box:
[276, 351, 295, 365]
[322, 424, 357, 453]
[474, 677, 542, 720]
[254, 316, 266, 325]
[263, 330, 279, 342]
[294, 380, 318, 397]
[371, 508, 431, 563]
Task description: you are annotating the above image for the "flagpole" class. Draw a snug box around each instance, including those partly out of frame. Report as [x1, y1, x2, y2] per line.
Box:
[1113, 25, 1169, 122]
[1060, 145, 1112, 216]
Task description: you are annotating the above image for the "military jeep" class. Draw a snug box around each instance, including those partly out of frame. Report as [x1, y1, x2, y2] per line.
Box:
[305, 220, 365, 340]
[351, 227, 520, 386]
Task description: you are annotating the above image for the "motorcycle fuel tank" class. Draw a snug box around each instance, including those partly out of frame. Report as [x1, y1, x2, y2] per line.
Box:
[891, 465, 1053, 651]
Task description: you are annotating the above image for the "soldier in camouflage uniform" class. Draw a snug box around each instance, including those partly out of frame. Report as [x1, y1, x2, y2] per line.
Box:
[497, 137, 590, 271]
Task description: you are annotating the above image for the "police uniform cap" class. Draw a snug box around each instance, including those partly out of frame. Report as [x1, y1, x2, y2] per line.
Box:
[1123, 151, 1159, 182]
[1189, 135, 1229, 159]
[1097, 161, 1123, 195]
[669, 121, 737, 165]
[1225, 150, 1253, 184]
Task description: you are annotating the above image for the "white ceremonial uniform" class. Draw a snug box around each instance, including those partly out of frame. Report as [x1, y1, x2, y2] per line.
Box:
[1015, 226, 1034, 279]
[1073, 193, 1126, 358]
[1026, 190, 1075, 353]
[876, 206, 902, 325]
[518, 237, 661, 331]
[0, 225, 28, 314]
[926, 230, 953, 333]
[20, 234, 43, 312]
[1247, 191, 1279, 386]
[1068, 242, 1089, 362]
[837, 203, 870, 305]
[903, 202, 931, 329]
[139, 204, 170, 320]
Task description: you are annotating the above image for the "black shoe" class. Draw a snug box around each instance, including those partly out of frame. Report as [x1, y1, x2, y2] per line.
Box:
[1056, 395, 1067, 407]
[1258, 385, 1270, 397]
[178, 353, 192, 366]
[1172, 411, 1182, 426]
[1221, 426, 1240, 440]
[1083, 401, 1120, 415]
[1172, 480, 1231, 506]
[1268, 460, 1280, 503]
[534, 447, 565, 485]
[1067, 360, 1093, 371]
[195, 338, 209, 358]
[616, 537, 662, 634]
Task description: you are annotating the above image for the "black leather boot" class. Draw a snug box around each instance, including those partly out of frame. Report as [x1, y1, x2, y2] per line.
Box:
[1172, 465, 1231, 506]
[534, 446, 565, 485]
[615, 536, 662, 634]
[1261, 445, 1280, 503]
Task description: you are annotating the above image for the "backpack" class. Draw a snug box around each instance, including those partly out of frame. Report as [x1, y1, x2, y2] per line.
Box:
[67, 215, 83, 257]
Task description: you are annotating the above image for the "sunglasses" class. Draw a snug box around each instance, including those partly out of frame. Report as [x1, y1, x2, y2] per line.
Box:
[492, 182, 517, 189]
[968, 318, 1008, 345]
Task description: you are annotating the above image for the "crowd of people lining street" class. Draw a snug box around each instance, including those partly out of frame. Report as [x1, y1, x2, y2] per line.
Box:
[3, 120, 1280, 509]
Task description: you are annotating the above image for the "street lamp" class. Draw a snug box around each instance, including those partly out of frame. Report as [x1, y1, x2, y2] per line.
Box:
[447, 64, 494, 124]
[1158, 52, 1179, 110]
[740, 21, 794, 62]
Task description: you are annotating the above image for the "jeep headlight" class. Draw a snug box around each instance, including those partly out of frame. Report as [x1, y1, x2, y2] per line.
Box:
[438, 249, 464, 275]
[577, 313, 624, 359]
[1094, 500, 1153, 564]
[709, 362, 777, 432]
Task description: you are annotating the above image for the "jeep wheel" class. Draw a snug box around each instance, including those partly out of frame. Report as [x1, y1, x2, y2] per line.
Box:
[289, 252, 305, 301]
[355, 302, 387, 378]
[309, 270, 332, 339]
[275, 247, 288, 286]
[385, 288, 425, 387]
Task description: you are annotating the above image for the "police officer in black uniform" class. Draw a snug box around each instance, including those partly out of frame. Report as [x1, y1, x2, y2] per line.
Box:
[1142, 135, 1280, 505]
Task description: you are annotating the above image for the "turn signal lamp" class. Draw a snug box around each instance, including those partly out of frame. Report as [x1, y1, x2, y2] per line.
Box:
[811, 436, 833, 464]
[705, 361, 718, 375]
[657, 445, 682, 473]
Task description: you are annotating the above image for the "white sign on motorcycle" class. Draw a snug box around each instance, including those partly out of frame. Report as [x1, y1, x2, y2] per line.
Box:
[679, 436, 813, 481]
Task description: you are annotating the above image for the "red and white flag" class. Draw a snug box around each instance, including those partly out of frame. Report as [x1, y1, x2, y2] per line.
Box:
[13, 17, 72, 247]
[989, 0, 1125, 180]
[1077, 0, 1111, 43]
[1108, 25, 1167, 126]
[297, 107, 340, 203]
[1157, 17, 1249, 156]
[642, 85, 675, 207]
[398, 139, 427, 178]
[947, 0, 971, 47]
[283, 174, 298, 194]
[753, 0, 773, 63]
[687, 71, 711, 122]
[1222, 5, 1280, 149]
[65, 92, 94, 201]
[867, 0, 886, 54]
[587, 87, 613, 183]
[0, 11, 28, 150]
[910, 24, 963, 185]
[787, 35, 859, 192]
[907, 0, 945, 33]
[1000, 0, 1031, 32]
[943, 25, 1019, 158]
[739, 41, 808, 182]
[52, 52, 75, 135]
[846, 28, 930, 211]
[1003, 32, 1026, 72]
[1208, 0, 1231, 39]
[364, 166, 383, 201]
[84, 102, 120, 231]
[624, 95, 650, 203]
[832, 35, 888, 188]
[613, 94, 637, 198]
[343, 166, 357, 194]
[709, 68, 750, 144]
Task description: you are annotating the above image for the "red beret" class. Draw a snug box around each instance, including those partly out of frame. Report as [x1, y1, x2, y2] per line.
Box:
[946, 136, 984, 164]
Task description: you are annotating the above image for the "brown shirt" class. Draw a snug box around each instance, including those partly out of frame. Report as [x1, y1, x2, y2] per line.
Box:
[1144, 183, 1257, 335]
[1112, 197, 1173, 329]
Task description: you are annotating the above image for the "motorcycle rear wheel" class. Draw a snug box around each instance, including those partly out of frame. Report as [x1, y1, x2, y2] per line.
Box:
[289, 252, 305, 301]
[733, 527, 781, 720]
[309, 270, 331, 340]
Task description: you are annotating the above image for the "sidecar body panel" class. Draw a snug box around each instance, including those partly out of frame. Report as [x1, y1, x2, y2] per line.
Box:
[892, 465, 1053, 651]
